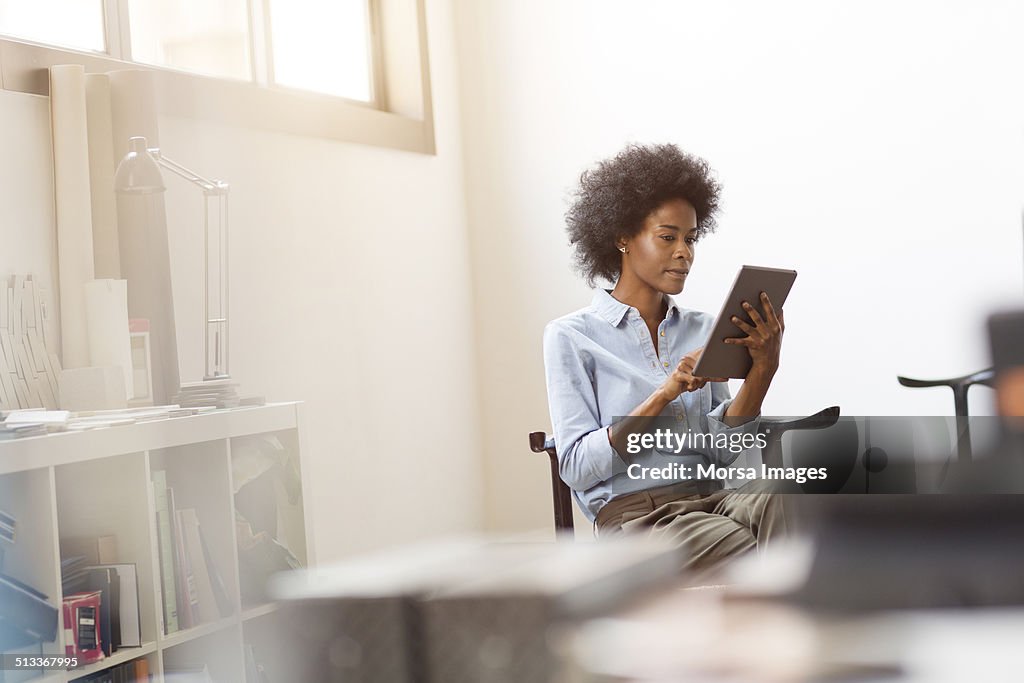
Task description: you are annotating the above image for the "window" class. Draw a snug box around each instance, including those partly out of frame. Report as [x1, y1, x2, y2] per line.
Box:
[0, 0, 433, 153]
[127, 0, 253, 82]
[268, 0, 373, 102]
[0, 0, 105, 52]
[0, 0, 378, 104]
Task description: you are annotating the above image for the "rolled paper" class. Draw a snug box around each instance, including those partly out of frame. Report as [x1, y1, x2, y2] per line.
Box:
[50, 64, 97, 370]
[85, 73, 121, 279]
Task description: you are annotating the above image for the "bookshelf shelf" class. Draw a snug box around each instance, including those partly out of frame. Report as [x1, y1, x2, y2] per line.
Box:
[240, 603, 277, 622]
[66, 642, 156, 680]
[158, 616, 235, 650]
[0, 403, 313, 683]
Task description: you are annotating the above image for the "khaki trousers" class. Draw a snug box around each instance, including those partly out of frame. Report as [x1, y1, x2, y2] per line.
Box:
[596, 479, 791, 579]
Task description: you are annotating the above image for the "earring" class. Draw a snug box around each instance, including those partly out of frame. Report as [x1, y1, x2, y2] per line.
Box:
[619, 247, 628, 254]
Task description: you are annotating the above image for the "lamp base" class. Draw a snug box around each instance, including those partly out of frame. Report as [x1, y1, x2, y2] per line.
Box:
[174, 378, 240, 409]
[204, 372, 231, 381]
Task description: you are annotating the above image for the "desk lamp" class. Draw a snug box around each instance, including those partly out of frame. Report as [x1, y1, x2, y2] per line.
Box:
[115, 136, 235, 405]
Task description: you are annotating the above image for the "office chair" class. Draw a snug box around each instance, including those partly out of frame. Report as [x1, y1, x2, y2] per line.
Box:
[897, 368, 995, 460]
[529, 405, 841, 534]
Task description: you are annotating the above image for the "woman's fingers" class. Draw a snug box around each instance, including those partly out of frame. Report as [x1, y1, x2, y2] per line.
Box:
[742, 301, 767, 331]
[724, 334, 753, 347]
[668, 355, 713, 393]
[760, 292, 783, 334]
[730, 314, 755, 335]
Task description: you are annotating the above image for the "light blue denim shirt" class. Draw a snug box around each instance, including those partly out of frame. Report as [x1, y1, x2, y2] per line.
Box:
[543, 289, 761, 522]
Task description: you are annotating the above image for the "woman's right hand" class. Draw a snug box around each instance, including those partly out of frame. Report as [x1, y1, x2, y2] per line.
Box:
[659, 347, 728, 401]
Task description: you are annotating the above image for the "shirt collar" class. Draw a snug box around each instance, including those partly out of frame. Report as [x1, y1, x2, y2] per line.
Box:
[591, 289, 681, 327]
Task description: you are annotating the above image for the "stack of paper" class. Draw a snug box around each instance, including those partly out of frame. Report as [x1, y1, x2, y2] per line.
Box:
[174, 379, 240, 409]
[1, 409, 69, 438]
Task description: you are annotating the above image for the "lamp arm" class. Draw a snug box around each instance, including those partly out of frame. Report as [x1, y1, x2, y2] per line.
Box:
[151, 150, 229, 195]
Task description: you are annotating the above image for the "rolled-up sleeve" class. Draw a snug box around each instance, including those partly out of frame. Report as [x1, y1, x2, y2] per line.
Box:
[543, 322, 622, 491]
[704, 383, 762, 466]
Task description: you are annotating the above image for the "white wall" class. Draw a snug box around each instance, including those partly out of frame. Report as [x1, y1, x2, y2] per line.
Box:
[158, 0, 483, 561]
[454, 0, 1024, 533]
[1, 0, 484, 563]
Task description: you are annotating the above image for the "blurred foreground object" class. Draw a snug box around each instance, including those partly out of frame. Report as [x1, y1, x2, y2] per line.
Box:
[270, 535, 682, 683]
[989, 309, 1024, 421]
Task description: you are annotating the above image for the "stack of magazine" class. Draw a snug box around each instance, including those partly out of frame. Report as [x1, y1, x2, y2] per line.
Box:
[152, 470, 232, 634]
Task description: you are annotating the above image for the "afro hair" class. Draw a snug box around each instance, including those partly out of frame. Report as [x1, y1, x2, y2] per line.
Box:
[565, 143, 722, 287]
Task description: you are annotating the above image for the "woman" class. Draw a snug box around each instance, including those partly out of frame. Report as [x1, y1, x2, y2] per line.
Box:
[543, 143, 788, 574]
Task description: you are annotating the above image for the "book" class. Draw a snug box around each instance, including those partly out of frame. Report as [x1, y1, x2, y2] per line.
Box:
[61, 535, 119, 565]
[133, 657, 150, 681]
[84, 567, 119, 656]
[173, 505, 199, 628]
[91, 564, 141, 647]
[152, 471, 179, 634]
[63, 590, 103, 665]
[0, 508, 15, 543]
[61, 554, 91, 595]
[0, 571, 59, 647]
[178, 508, 220, 623]
[197, 518, 232, 618]
[166, 488, 194, 630]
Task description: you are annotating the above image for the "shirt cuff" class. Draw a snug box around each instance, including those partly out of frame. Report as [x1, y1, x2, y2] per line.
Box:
[583, 426, 623, 484]
[707, 398, 762, 435]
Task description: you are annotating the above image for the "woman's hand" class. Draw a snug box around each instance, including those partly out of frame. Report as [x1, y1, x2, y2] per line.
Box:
[725, 291, 785, 378]
[659, 347, 728, 401]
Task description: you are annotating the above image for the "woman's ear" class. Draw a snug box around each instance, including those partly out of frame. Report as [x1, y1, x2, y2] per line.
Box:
[616, 238, 629, 255]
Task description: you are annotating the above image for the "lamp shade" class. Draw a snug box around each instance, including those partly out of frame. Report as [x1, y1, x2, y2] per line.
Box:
[114, 136, 166, 194]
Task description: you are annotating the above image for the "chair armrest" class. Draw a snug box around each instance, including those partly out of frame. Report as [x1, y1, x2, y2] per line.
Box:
[897, 367, 995, 453]
[759, 406, 841, 468]
[529, 431, 556, 454]
[897, 368, 995, 390]
[760, 405, 841, 435]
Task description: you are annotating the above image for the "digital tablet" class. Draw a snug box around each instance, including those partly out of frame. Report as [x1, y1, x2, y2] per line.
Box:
[692, 265, 797, 379]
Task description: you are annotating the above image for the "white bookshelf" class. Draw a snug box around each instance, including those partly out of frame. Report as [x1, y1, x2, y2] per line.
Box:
[0, 403, 315, 682]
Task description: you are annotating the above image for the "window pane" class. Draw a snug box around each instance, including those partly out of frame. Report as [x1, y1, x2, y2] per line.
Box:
[128, 0, 251, 81]
[0, 0, 105, 52]
[269, 0, 372, 102]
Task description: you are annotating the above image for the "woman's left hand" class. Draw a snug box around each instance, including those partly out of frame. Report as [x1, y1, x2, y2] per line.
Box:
[724, 291, 784, 377]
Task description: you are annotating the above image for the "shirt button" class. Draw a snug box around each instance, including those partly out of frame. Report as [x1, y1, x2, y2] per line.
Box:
[660, 330, 665, 336]
[663, 361, 669, 367]
[677, 415, 684, 421]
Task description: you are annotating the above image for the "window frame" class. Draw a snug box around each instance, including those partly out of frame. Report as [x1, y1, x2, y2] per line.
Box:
[0, 0, 435, 154]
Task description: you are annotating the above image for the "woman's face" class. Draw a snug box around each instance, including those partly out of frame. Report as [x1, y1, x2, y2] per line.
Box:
[619, 198, 699, 295]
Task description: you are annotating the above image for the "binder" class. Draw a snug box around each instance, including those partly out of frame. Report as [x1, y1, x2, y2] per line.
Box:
[92, 563, 142, 647]
[84, 567, 119, 656]
[63, 590, 103, 664]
